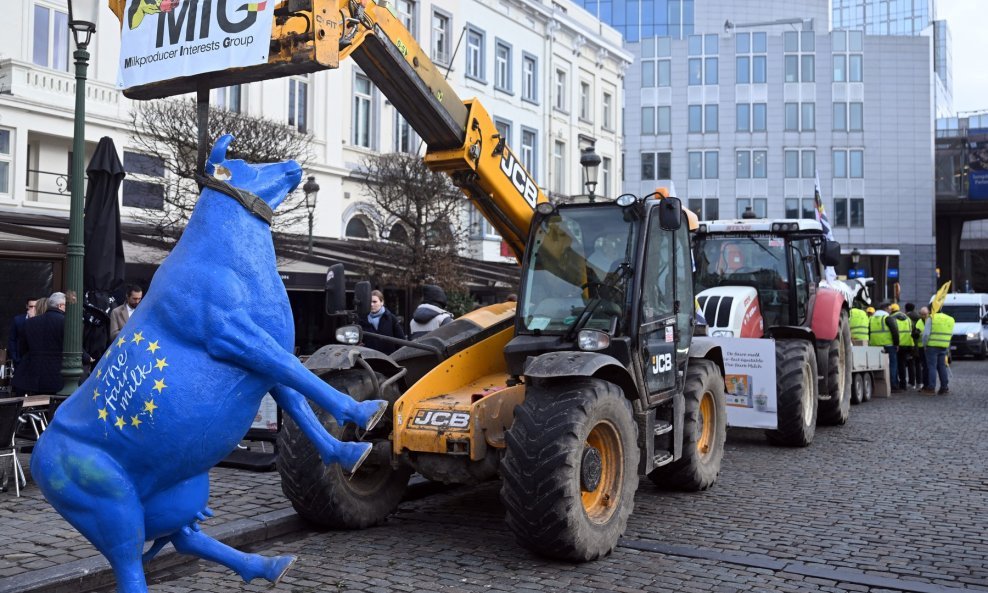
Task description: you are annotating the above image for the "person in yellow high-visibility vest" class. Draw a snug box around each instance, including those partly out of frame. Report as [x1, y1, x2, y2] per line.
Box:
[870, 302, 902, 392]
[849, 305, 870, 344]
[921, 308, 955, 395]
[890, 303, 916, 389]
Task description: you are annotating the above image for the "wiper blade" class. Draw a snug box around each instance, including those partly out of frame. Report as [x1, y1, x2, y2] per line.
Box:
[748, 237, 778, 260]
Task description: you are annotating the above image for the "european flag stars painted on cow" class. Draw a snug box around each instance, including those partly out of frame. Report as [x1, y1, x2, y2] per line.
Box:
[91, 329, 167, 431]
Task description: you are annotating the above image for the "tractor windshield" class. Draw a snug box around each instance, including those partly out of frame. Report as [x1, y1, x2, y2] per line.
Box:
[695, 235, 791, 325]
[519, 205, 636, 334]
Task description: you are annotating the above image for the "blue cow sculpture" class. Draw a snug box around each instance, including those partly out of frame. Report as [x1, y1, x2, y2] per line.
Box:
[31, 135, 387, 593]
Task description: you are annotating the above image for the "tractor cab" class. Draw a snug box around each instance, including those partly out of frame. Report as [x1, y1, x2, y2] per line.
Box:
[506, 196, 697, 402]
[694, 219, 839, 336]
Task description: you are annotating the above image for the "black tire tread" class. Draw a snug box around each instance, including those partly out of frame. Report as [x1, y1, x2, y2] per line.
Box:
[277, 370, 411, 530]
[766, 340, 817, 447]
[500, 379, 639, 562]
[818, 311, 852, 425]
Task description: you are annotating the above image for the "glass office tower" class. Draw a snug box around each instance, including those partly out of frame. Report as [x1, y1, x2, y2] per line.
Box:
[577, 0, 695, 41]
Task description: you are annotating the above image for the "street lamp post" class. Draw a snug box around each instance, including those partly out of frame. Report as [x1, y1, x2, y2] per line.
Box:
[61, 0, 100, 395]
[851, 248, 861, 278]
[303, 175, 320, 255]
[580, 145, 601, 203]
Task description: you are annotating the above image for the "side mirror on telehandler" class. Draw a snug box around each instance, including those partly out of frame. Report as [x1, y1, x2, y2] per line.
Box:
[325, 263, 346, 315]
[659, 196, 683, 231]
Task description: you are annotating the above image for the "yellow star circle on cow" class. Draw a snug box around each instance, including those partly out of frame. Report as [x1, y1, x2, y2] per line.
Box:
[131, 415, 142, 428]
[155, 358, 168, 371]
[114, 416, 125, 430]
[131, 331, 144, 345]
[153, 378, 167, 394]
[144, 400, 158, 415]
[117, 336, 126, 348]
[146, 340, 160, 354]
[98, 408, 108, 421]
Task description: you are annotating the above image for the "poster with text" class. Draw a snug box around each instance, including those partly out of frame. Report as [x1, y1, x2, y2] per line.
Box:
[118, 0, 274, 91]
[251, 393, 278, 432]
[718, 337, 777, 429]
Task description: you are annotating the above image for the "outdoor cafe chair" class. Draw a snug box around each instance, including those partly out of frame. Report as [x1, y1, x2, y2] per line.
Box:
[0, 398, 26, 496]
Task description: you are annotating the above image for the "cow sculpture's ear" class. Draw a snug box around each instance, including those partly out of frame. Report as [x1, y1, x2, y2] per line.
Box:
[205, 134, 236, 176]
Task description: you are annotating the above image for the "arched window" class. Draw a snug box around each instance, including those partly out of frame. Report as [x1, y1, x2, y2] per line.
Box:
[345, 216, 371, 239]
[389, 223, 408, 244]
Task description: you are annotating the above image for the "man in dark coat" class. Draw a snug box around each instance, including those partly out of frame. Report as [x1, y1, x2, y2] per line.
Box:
[12, 292, 66, 395]
[7, 298, 37, 370]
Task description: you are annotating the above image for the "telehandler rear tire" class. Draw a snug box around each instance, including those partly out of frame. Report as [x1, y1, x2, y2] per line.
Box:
[500, 378, 638, 562]
[648, 359, 726, 491]
[765, 340, 818, 447]
[277, 369, 411, 529]
[818, 311, 852, 425]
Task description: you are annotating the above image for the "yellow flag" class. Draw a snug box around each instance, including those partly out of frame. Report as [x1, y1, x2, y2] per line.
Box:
[931, 280, 951, 314]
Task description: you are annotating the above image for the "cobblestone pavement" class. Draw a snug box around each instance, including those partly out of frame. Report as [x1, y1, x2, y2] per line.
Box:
[4, 360, 987, 592]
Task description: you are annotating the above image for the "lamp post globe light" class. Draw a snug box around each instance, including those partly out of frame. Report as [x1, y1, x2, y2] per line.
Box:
[303, 175, 320, 255]
[851, 248, 861, 278]
[580, 145, 601, 203]
[60, 0, 100, 395]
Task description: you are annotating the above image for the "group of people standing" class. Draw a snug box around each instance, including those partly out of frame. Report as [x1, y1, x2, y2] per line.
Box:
[849, 300, 955, 395]
[5, 284, 144, 397]
[359, 284, 455, 354]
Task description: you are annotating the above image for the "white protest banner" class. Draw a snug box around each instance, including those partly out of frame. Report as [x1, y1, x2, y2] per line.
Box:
[718, 337, 778, 429]
[118, 0, 274, 91]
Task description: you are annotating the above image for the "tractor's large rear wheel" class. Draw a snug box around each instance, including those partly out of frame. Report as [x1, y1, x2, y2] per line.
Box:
[277, 369, 411, 529]
[500, 378, 639, 562]
[818, 311, 852, 425]
[766, 340, 818, 447]
[648, 359, 726, 491]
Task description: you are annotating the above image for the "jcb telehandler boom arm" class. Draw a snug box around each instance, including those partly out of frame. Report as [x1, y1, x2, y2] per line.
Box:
[108, 0, 546, 260]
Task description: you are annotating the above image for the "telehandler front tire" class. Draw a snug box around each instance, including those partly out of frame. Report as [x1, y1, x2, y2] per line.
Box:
[765, 340, 818, 447]
[500, 378, 639, 562]
[277, 369, 411, 529]
[818, 311, 852, 425]
[648, 359, 726, 491]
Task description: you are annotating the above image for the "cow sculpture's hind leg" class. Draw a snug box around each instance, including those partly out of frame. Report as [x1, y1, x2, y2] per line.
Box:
[31, 437, 150, 593]
[271, 384, 373, 472]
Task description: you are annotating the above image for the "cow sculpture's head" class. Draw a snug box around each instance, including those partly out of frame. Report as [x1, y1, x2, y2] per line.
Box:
[205, 134, 303, 212]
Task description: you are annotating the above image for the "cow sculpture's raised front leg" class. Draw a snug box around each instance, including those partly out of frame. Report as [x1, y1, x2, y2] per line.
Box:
[271, 384, 372, 472]
[204, 307, 387, 440]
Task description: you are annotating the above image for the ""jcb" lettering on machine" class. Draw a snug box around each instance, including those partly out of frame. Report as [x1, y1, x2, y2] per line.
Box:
[410, 410, 471, 430]
[499, 151, 539, 208]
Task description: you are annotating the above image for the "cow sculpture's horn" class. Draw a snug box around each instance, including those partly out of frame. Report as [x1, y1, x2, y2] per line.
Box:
[206, 134, 235, 176]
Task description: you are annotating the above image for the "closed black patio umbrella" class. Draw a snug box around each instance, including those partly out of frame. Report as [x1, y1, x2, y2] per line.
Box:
[82, 136, 126, 364]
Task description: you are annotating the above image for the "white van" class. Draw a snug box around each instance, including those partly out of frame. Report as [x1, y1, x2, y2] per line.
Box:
[938, 294, 988, 359]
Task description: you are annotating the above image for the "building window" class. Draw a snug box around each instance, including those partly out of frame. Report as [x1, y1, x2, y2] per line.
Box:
[705, 151, 718, 179]
[345, 216, 372, 239]
[657, 60, 671, 86]
[849, 103, 863, 131]
[33, 5, 69, 72]
[705, 104, 719, 133]
[736, 151, 750, 179]
[466, 26, 485, 81]
[353, 73, 373, 148]
[396, 0, 415, 33]
[212, 85, 242, 113]
[641, 152, 671, 180]
[850, 197, 864, 226]
[783, 30, 815, 83]
[602, 156, 611, 197]
[833, 103, 847, 131]
[801, 103, 815, 131]
[785, 198, 799, 218]
[735, 150, 768, 180]
[833, 54, 847, 82]
[0, 129, 10, 196]
[522, 53, 537, 102]
[705, 57, 718, 84]
[785, 150, 799, 178]
[521, 128, 537, 177]
[394, 112, 416, 154]
[554, 69, 567, 112]
[642, 61, 655, 87]
[288, 76, 308, 133]
[657, 106, 671, 134]
[752, 150, 767, 178]
[834, 197, 848, 227]
[753, 104, 767, 132]
[737, 104, 750, 132]
[785, 103, 799, 131]
[849, 54, 863, 81]
[494, 118, 511, 146]
[122, 151, 165, 210]
[688, 59, 702, 85]
[833, 150, 847, 178]
[432, 10, 451, 65]
[736, 56, 750, 84]
[735, 32, 767, 85]
[579, 80, 592, 121]
[688, 152, 702, 179]
[553, 141, 565, 194]
[602, 91, 613, 130]
[642, 106, 655, 135]
[494, 40, 511, 92]
[801, 150, 816, 179]
[688, 105, 702, 133]
[785, 198, 815, 219]
[849, 150, 864, 178]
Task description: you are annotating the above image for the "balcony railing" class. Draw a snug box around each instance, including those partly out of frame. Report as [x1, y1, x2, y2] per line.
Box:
[24, 168, 85, 204]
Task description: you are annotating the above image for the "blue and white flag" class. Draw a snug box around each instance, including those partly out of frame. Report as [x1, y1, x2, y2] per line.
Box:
[814, 171, 838, 282]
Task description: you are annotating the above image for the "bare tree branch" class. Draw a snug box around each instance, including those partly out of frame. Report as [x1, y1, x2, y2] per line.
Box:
[128, 99, 314, 247]
[358, 152, 468, 292]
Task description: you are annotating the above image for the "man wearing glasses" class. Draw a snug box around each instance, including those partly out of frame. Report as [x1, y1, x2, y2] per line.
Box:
[6, 298, 37, 380]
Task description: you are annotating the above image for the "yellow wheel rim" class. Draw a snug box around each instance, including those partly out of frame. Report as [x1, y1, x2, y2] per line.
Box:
[697, 391, 715, 459]
[581, 420, 623, 523]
